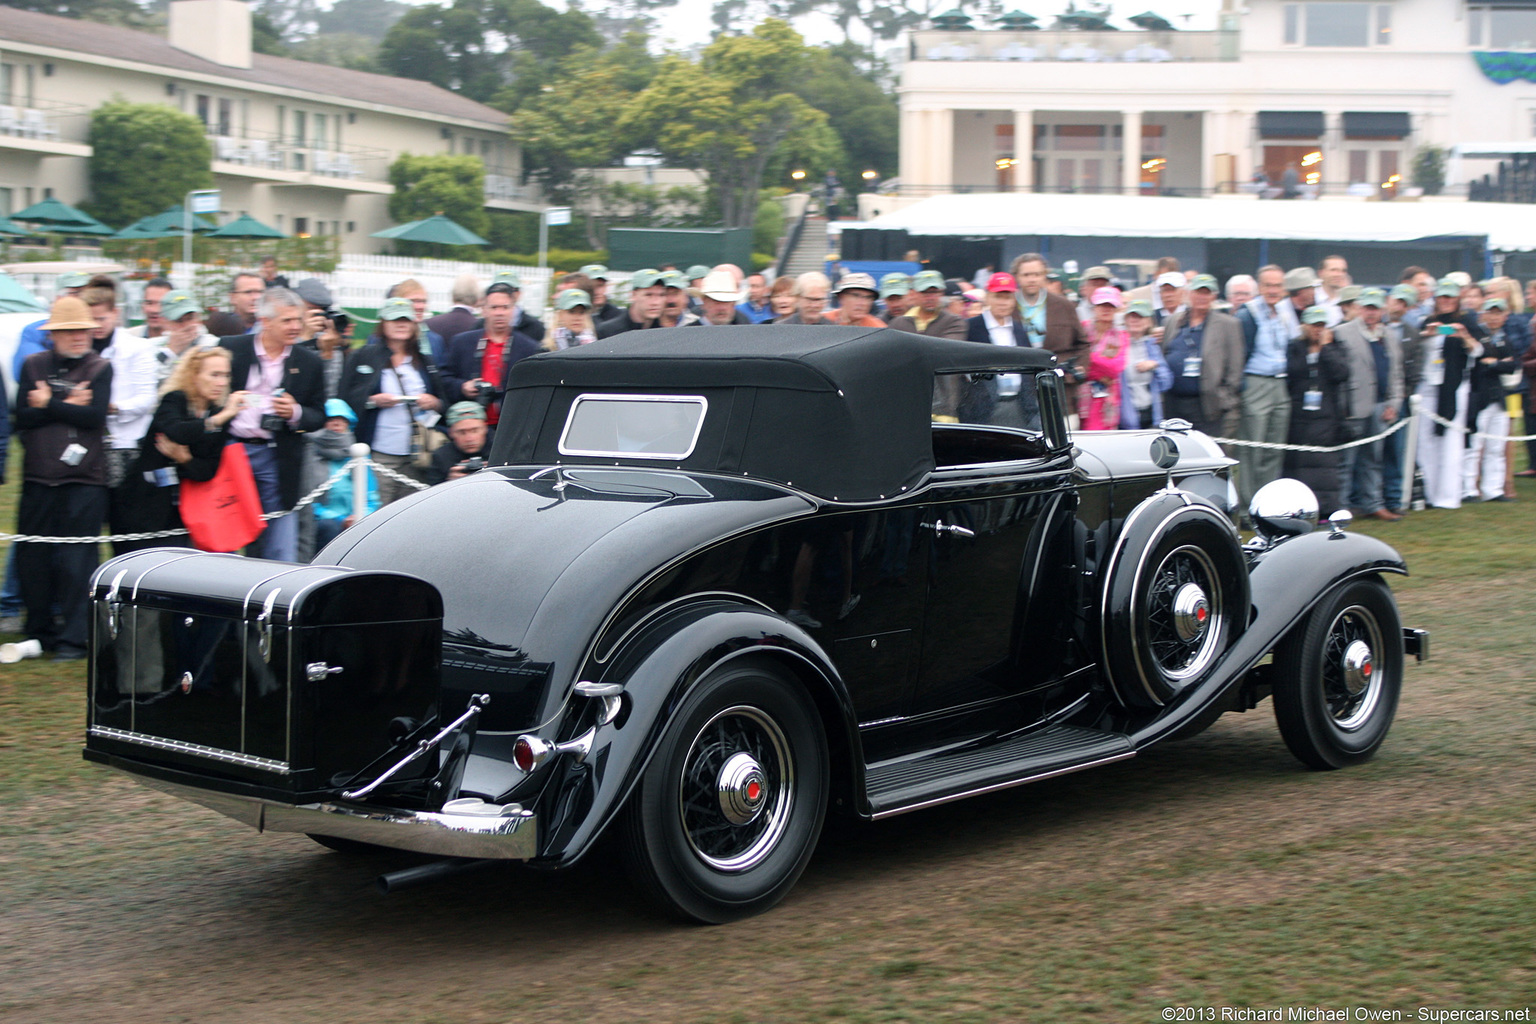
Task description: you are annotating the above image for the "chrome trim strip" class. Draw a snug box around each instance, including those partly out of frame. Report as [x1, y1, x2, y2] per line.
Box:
[90, 726, 291, 773]
[124, 773, 538, 861]
[869, 750, 1136, 820]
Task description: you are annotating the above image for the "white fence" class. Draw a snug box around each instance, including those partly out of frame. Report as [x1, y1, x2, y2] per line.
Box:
[168, 254, 557, 322]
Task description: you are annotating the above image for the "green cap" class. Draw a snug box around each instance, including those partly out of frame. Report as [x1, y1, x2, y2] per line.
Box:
[492, 271, 522, 290]
[579, 264, 609, 280]
[685, 265, 711, 281]
[912, 270, 946, 292]
[1301, 305, 1330, 325]
[161, 290, 200, 321]
[1483, 297, 1509, 311]
[879, 273, 911, 298]
[1356, 288, 1387, 308]
[659, 270, 688, 290]
[1389, 284, 1418, 302]
[1337, 285, 1364, 304]
[630, 268, 664, 289]
[556, 288, 591, 310]
[1434, 278, 1461, 298]
[1125, 299, 1154, 317]
[445, 400, 487, 426]
[377, 297, 416, 320]
[57, 271, 91, 289]
[1188, 273, 1218, 292]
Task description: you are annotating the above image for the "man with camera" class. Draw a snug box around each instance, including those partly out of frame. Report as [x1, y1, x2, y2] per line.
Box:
[13, 296, 114, 659]
[221, 287, 327, 562]
[424, 401, 492, 486]
[441, 283, 542, 429]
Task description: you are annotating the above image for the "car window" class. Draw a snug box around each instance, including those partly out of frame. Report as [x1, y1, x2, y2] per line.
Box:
[558, 394, 708, 460]
[932, 371, 1045, 434]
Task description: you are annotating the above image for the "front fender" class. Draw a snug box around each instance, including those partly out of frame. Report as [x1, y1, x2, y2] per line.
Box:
[532, 601, 862, 867]
[1126, 529, 1407, 747]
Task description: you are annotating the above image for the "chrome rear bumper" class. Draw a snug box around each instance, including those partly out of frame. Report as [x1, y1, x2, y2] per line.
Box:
[132, 773, 538, 860]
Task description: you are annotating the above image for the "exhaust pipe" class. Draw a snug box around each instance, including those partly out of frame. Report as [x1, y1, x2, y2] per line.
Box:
[376, 857, 496, 894]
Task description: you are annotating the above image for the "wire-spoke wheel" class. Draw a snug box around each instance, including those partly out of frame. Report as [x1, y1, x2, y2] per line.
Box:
[619, 660, 827, 924]
[1273, 576, 1403, 770]
[1143, 545, 1224, 685]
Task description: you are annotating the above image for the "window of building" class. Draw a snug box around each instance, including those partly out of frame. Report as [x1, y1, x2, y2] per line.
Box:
[1055, 125, 1107, 151]
[293, 216, 309, 236]
[1467, 5, 1536, 47]
[315, 113, 328, 150]
[217, 98, 232, 136]
[292, 110, 307, 147]
[1282, 3, 1393, 46]
[0, 63, 14, 105]
[196, 93, 211, 127]
[0, 187, 11, 217]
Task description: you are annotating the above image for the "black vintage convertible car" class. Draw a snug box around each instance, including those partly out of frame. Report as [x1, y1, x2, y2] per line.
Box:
[85, 327, 1426, 922]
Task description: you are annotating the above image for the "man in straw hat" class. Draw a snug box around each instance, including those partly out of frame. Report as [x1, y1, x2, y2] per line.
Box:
[13, 296, 114, 660]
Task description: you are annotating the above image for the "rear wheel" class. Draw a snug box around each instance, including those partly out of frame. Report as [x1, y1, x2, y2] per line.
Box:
[1272, 577, 1402, 769]
[618, 660, 828, 924]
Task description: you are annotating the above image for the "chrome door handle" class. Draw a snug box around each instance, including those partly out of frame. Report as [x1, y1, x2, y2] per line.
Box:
[920, 521, 975, 538]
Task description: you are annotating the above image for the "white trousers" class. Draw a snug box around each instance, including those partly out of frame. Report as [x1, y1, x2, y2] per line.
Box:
[1416, 380, 1469, 509]
[1462, 405, 1509, 502]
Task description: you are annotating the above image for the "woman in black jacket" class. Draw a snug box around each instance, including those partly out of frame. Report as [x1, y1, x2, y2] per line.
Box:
[1283, 308, 1351, 518]
[114, 346, 248, 552]
[341, 297, 446, 505]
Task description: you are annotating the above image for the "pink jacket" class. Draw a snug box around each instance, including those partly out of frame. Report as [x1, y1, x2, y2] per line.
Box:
[1080, 325, 1128, 430]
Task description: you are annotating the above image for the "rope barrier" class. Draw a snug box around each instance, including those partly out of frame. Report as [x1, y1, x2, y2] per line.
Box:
[0, 404, 1527, 545]
[0, 454, 418, 544]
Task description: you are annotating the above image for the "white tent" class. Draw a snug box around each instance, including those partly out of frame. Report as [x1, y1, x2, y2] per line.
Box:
[864, 193, 1536, 252]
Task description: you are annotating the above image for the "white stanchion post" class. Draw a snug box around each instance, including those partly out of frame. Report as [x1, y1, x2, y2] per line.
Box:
[350, 443, 370, 522]
[1402, 395, 1422, 511]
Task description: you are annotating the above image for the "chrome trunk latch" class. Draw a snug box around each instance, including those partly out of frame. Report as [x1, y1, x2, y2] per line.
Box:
[920, 521, 976, 538]
[306, 662, 344, 682]
[103, 568, 128, 640]
[257, 589, 281, 662]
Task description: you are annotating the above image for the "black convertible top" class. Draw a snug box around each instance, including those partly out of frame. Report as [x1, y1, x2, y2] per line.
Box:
[494, 326, 1059, 502]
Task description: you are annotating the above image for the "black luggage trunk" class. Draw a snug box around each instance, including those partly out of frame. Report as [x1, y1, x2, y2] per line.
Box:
[86, 550, 443, 802]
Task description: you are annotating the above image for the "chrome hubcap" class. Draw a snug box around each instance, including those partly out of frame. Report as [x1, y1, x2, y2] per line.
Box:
[1172, 583, 1210, 643]
[1323, 605, 1385, 730]
[679, 705, 793, 872]
[717, 751, 767, 826]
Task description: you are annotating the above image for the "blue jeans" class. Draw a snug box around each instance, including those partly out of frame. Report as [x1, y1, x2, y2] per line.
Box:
[0, 546, 21, 617]
[1382, 399, 1410, 510]
[242, 442, 298, 562]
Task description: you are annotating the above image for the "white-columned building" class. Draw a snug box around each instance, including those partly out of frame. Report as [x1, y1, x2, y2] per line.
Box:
[899, 0, 1536, 198]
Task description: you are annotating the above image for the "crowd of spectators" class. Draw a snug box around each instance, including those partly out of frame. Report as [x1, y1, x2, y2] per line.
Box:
[3, 253, 1532, 658]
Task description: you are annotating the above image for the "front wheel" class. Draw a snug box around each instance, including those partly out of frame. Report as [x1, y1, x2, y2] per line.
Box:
[1272, 577, 1403, 770]
[617, 659, 828, 924]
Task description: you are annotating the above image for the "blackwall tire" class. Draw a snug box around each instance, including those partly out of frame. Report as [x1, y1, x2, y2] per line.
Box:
[1272, 576, 1403, 770]
[618, 659, 828, 924]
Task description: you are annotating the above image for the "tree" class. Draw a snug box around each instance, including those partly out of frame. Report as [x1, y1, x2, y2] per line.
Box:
[289, 32, 383, 72]
[313, 0, 409, 39]
[378, 0, 601, 103]
[83, 99, 211, 229]
[0, 0, 151, 27]
[1412, 146, 1447, 197]
[620, 20, 832, 229]
[792, 46, 897, 185]
[385, 153, 489, 256]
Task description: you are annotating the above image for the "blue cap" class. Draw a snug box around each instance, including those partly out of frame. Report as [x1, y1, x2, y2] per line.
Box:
[324, 398, 355, 424]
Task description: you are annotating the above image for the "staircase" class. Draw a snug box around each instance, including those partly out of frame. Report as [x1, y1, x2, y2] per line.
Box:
[780, 215, 829, 278]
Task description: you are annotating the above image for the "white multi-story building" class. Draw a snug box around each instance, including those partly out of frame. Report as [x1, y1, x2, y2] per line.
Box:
[899, 0, 1536, 198]
[0, 0, 539, 249]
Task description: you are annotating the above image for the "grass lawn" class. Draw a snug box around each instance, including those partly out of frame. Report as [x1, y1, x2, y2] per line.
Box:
[1, 439, 1533, 1023]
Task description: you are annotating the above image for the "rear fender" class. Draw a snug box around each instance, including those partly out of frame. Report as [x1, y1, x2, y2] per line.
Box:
[532, 601, 862, 867]
[1127, 529, 1407, 747]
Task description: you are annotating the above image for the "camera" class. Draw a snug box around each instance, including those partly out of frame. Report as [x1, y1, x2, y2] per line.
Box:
[324, 307, 350, 332]
[470, 379, 496, 402]
[46, 377, 76, 400]
[260, 389, 288, 433]
[396, 394, 419, 406]
[462, 457, 485, 474]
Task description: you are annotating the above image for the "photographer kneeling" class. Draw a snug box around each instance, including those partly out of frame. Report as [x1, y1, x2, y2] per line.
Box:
[424, 401, 492, 486]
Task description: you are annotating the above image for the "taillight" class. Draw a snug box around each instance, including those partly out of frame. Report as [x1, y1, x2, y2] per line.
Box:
[512, 735, 551, 772]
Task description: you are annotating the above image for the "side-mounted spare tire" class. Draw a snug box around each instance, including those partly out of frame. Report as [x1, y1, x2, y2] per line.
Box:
[1101, 491, 1250, 708]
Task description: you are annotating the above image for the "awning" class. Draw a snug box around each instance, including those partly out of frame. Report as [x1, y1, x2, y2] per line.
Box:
[1258, 111, 1325, 139]
[1344, 112, 1411, 139]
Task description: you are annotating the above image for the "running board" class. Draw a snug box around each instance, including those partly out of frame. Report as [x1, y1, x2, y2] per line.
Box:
[866, 725, 1135, 820]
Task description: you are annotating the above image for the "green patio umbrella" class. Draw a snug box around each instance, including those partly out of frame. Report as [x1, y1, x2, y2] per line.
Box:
[0, 272, 47, 313]
[137, 205, 218, 234]
[0, 216, 28, 236]
[12, 196, 114, 235]
[111, 219, 179, 240]
[206, 213, 287, 239]
[371, 214, 488, 246]
[1128, 11, 1176, 30]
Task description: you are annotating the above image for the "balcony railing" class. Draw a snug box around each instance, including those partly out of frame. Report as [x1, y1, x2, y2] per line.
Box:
[910, 30, 1240, 63]
[207, 129, 389, 182]
[0, 98, 90, 145]
[484, 170, 539, 205]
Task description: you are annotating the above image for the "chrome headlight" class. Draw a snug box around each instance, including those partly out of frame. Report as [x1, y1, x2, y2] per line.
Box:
[1249, 478, 1319, 541]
